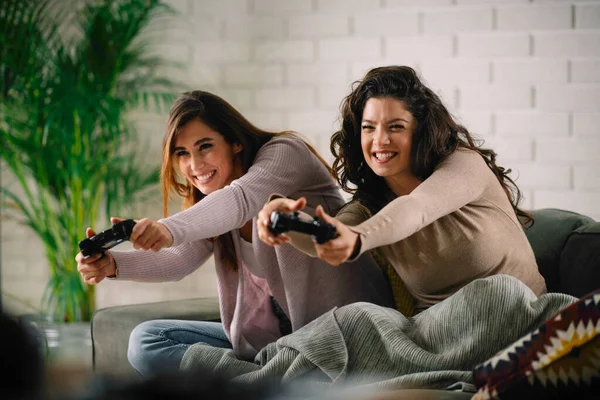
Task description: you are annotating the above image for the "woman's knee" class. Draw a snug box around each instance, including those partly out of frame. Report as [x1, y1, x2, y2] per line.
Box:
[127, 320, 166, 371]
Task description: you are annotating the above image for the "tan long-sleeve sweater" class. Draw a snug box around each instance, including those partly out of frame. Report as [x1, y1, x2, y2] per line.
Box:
[343, 148, 546, 311]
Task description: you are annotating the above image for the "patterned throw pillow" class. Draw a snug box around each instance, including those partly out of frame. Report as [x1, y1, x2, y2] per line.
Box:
[472, 289, 600, 399]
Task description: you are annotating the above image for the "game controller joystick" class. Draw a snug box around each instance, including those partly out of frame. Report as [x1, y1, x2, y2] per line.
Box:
[78, 219, 136, 258]
[269, 211, 338, 244]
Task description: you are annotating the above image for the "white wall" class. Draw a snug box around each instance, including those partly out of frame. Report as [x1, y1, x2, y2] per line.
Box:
[2, 0, 599, 312]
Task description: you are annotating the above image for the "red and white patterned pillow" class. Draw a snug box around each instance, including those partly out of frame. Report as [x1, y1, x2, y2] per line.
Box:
[472, 289, 600, 399]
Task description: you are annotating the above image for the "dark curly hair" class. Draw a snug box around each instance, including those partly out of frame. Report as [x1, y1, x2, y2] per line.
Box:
[330, 65, 532, 226]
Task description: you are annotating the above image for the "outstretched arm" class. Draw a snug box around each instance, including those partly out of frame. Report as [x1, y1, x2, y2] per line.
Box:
[109, 239, 214, 282]
[162, 136, 324, 247]
[348, 149, 492, 256]
[257, 197, 371, 264]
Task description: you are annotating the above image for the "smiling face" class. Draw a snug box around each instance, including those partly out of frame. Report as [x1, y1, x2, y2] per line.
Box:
[173, 118, 243, 195]
[360, 97, 420, 195]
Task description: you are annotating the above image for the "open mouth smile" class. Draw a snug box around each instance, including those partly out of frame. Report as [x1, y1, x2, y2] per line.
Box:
[194, 170, 216, 183]
[372, 152, 398, 163]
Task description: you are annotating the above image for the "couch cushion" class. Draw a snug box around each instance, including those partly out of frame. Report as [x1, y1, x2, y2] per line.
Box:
[560, 222, 600, 298]
[524, 209, 595, 293]
[92, 297, 220, 376]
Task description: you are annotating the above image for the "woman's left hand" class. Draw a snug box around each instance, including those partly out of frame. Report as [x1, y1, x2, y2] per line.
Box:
[113, 216, 174, 251]
[313, 206, 360, 266]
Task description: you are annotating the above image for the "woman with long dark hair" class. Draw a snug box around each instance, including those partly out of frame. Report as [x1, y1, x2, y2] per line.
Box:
[76, 91, 394, 376]
[258, 65, 546, 313]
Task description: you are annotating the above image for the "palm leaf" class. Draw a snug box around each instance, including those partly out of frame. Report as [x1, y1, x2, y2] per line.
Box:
[0, 0, 181, 322]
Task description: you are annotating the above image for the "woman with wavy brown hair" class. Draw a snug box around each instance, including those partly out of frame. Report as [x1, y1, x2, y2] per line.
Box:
[76, 90, 394, 376]
[259, 65, 546, 313]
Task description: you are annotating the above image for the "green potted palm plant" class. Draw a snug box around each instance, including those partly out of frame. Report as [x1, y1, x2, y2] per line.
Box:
[0, 0, 179, 324]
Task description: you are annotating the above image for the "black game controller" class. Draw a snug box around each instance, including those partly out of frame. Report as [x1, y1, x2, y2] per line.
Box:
[269, 211, 338, 244]
[78, 219, 136, 258]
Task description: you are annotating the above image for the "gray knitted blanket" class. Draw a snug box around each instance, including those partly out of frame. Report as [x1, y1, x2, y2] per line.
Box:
[181, 275, 576, 392]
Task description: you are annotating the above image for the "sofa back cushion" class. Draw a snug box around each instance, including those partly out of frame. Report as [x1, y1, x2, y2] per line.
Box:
[560, 222, 600, 298]
[524, 209, 595, 293]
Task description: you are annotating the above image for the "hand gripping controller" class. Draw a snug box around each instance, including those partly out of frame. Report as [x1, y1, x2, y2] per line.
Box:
[269, 211, 338, 244]
[78, 219, 136, 258]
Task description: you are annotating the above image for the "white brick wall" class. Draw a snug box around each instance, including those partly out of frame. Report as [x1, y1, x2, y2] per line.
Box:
[254, 40, 314, 62]
[534, 31, 600, 57]
[493, 59, 568, 83]
[537, 138, 600, 163]
[507, 163, 572, 190]
[317, 0, 381, 13]
[224, 65, 284, 87]
[354, 11, 419, 37]
[456, 110, 493, 137]
[224, 16, 285, 39]
[536, 84, 600, 111]
[318, 38, 381, 60]
[458, 33, 531, 57]
[253, 0, 312, 15]
[193, 42, 252, 63]
[423, 6, 493, 34]
[289, 15, 349, 37]
[287, 63, 349, 85]
[571, 59, 600, 82]
[460, 84, 532, 109]
[4, 0, 600, 310]
[419, 59, 491, 84]
[317, 86, 351, 109]
[496, 4, 572, 31]
[575, 166, 600, 190]
[575, 3, 600, 29]
[495, 111, 570, 137]
[574, 113, 600, 136]
[387, 0, 452, 6]
[190, 0, 249, 16]
[255, 87, 315, 110]
[287, 110, 340, 136]
[484, 137, 535, 162]
[386, 35, 454, 60]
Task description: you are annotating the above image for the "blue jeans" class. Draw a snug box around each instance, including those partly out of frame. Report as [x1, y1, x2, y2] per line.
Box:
[127, 320, 232, 377]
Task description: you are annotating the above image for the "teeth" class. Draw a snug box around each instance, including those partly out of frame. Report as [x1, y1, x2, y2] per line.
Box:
[196, 171, 215, 181]
[374, 152, 395, 160]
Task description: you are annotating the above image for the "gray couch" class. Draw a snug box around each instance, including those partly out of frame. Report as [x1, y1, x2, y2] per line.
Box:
[91, 208, 600, 396]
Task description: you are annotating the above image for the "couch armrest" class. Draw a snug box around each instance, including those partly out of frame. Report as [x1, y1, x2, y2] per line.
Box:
[525, 208, 595, 292]
[91, 297, 220, 376]
[559, 222, 600, 298]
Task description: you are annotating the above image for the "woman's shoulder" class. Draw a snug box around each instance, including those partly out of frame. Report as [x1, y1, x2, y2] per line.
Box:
[256, 133, 324, 167]
[437, 147, 489, 172]
[263, 133, 310, 151]
[337, 200, 373, 226]
[446, 146, 484, 162]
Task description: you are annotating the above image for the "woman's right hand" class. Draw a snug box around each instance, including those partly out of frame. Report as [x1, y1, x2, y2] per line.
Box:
[76, 227, 117, 285]
[257, 197, 307, 246]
